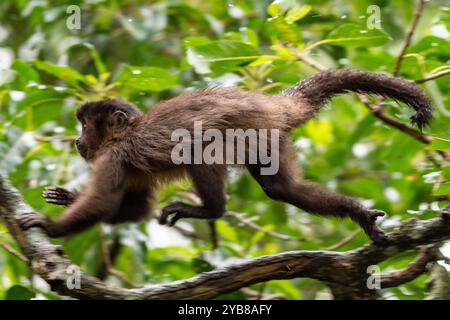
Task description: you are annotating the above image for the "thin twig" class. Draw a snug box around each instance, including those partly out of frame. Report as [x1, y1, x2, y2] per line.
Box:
[0, 242, 28, 263]
[177, 191, 304, 242]
[357, 95, 432, 144]
[173, 225, 204, 240]
[325, 229, 361, 251]
[392, 0, 427, 76]
[416, 69, 450, 83]
[257, 282, 267, 300]
[33, 134, 77, 143]
[293, 48, 327, 71]
[227, 211, 304, 242]
[241, 287, 287, 300]
[98, 228, 136, 287]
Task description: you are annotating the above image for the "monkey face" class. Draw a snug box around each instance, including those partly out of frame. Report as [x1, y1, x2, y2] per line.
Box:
[75, 99, 143, 162]
[75, 119, 105, 162]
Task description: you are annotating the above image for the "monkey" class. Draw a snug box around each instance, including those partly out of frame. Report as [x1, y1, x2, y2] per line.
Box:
[19, 69, 433, 243]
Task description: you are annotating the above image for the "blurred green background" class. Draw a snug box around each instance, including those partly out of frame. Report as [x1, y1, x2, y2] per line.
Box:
[0, 0, 449, 300]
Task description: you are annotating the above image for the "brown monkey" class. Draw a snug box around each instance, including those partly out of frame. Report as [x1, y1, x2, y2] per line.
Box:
[20, 69, 433, 243]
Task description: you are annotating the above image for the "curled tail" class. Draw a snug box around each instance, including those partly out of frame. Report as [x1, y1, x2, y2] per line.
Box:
[283, 69, 433, 129]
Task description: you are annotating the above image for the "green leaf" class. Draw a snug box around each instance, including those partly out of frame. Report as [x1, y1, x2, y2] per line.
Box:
[264, 16, 303, 44]
[11, 60, 40, 82]
[183, 36, 211, 47]
[285, 5, 311, 24]
[186, 40, 260, 74]
[216, 220, 238, 243]
[267, 1, 281, 16]
[323, 23, 389, 48]
[268, 280, 300, 299]
[428, 137, 450, 151]
[118, 15, 148, 40]
[5, 285, 34, 300]
[434, 183, 450, 196]
[114, 65, 178, 92]
[17, 88, 67, 111]
[407, 36, 450, 60]
[69, 43, 107, 76]
[191, 258, 214, 273]
[33, 60, 86, 87]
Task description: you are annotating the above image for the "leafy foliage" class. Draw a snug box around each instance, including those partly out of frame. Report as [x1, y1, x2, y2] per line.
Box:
[0, 0, 449, 300]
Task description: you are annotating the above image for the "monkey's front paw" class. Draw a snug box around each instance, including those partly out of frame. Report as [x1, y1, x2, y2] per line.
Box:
[19, 212, 61, 237]
[362, 209, 388, 244]
[43, 187, 77, 207]
[19, 212, 50, 230]
[159, 202, 187, 227]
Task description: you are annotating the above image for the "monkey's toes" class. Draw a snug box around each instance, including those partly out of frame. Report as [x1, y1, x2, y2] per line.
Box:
[367, 209, 386, 221]
[360, 209, 388, 244]
[368, 226, 388, 244]
[159, 202, 185, 226]
[158, 212, 170, 225]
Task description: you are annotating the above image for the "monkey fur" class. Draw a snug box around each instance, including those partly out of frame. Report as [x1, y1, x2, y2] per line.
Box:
[20, 69, 433, 243]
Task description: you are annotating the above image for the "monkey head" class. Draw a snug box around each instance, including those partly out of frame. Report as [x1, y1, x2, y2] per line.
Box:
[75, 99, 143, 161]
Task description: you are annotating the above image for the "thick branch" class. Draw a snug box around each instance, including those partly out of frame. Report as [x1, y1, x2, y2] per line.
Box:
[381, 245, 439, 288]
[1, 175, 450, 299]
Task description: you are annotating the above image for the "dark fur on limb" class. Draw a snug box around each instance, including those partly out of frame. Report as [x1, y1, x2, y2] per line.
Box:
[1, 176, 449, 300]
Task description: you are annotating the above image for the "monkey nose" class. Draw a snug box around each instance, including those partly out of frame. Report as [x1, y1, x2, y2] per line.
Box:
[75, 138, 80, 146]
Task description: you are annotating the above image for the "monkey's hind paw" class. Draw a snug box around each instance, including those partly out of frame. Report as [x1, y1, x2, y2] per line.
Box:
[368, 226, 388, 244]
[363, 209, 388, 244]
[367, 209, 385, 220]
[43, 187, 77, 207]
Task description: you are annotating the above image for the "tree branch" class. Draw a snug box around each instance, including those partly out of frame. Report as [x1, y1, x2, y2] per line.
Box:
[325, 230, 361, 251]
[392, 0, 426, 76]
[357, 95, 432, 144]
[416, 69, 450, 83]
[1, 175, 450, 299]
[381, 245, 439, 288]
[0, 242, 28, 263]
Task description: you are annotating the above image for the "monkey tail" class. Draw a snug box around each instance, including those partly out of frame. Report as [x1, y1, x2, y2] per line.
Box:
[283, 69, 433, 129]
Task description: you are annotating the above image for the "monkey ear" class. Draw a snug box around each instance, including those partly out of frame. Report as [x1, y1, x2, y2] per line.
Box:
[109, 110, 128, 131]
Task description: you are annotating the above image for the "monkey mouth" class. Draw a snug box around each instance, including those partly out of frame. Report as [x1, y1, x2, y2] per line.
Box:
[76, 146, 88, 159]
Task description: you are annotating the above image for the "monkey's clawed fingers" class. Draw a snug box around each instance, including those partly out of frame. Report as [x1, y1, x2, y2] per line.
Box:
[368, 209, 385, 220]
[19, 212, 49, 230]
[159, 202, 187, 227]
[43, 187, 77, 207]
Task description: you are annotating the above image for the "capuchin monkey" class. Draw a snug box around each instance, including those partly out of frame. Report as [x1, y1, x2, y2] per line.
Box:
[20, 69, 433, 243]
